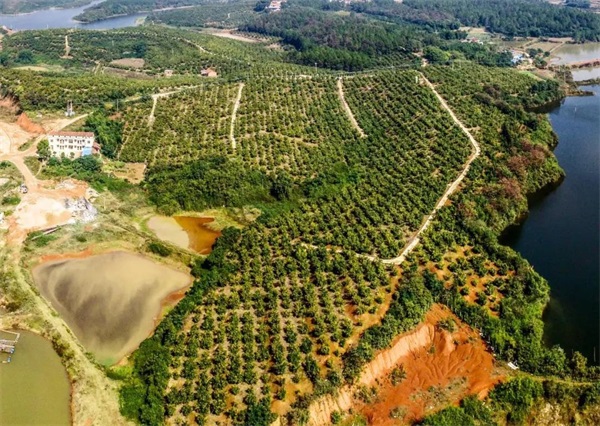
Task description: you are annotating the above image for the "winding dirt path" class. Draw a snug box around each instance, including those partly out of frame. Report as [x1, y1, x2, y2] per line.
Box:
[0, 114, 88, 190]
[63, 35, 70, 58]
[337, 77, 366, 138]
[381, 73, 480, 264]
[147, 90, 184, 127]
[230, 82, 244, 150]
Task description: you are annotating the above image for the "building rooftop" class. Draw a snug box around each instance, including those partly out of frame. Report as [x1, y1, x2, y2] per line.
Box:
[48, 131, 95, 137]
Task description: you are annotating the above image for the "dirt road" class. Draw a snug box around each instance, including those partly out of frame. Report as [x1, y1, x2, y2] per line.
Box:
[0, 114, 89, 242]
[337, 77, 366, 138]
[230, 82, 244, 150]
[381, 73, 480, 265]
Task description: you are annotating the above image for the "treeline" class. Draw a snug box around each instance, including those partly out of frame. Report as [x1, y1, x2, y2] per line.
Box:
[240, 6, 421, 70]
[405, 0, 600, 41]
[424, 378, 600, 425]
[147, 0, 257, 28]
[84, 111, 123, 158]
[0, 0, 88, 14]
[42, 156, 132, 192]
[145, 156, 275, 214]
[73, 0, 212, 22]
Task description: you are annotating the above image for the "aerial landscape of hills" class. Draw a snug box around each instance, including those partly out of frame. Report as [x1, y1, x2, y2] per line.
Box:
[0, 0, 598, 425]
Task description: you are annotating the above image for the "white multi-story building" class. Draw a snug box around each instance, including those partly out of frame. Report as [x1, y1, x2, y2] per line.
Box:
[47, 131, 99, 158]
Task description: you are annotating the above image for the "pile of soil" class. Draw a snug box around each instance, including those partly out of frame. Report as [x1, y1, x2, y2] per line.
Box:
[17, 113, 45, 134]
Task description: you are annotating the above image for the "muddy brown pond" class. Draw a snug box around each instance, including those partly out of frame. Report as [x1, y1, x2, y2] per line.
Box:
[0, 331, 70, 425]
[147, 216, 221, 254]
[32, 251, 192, 365]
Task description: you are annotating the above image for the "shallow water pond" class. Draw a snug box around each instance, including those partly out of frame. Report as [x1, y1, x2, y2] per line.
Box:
[0, 331, 70, 425]
[550, 42, 600, 65]
[32, 251, 192, 364]
[147, 216, 221, 254]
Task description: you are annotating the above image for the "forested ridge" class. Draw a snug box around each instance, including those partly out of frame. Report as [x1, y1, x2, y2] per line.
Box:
[239, 5, 511, 70]
[0, 0, 89, 13]
[73, 0, 213, 22]
[405, 0, 600, 41]
[110, 64, 598, 425]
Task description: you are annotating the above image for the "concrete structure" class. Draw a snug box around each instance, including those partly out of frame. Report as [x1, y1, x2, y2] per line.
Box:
[201, 68, 218, 78]
[267, 0, 282, 11]
[48, 131, 98, 158]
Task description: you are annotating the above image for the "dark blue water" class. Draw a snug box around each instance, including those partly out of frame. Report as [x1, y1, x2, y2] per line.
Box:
[503, 86, 600, 363]
[0, 1, 145, 30]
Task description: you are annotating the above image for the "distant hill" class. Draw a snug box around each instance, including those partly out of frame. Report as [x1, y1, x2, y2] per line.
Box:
[0, 0, 90, 14]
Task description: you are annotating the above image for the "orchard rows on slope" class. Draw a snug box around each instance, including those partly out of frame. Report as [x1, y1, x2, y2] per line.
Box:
[120, 69, 483, 424]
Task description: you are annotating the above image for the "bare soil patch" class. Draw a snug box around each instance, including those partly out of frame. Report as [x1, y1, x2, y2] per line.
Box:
[104, 67, 153, 80]
[7, 179, 88, 244]
[204, 29, 260, 43]
[109, 162, 146, 183]
[357, 305, 503, 425]
[17, 112, 45, 134]
[306, 305, 503, 426]
[109, 58, 145, 69]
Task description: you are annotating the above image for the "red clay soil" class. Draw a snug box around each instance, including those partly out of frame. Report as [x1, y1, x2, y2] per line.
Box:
[39, 247, 95, 263]
[17, 112, 45, 134]
[358, 304, 503, 425]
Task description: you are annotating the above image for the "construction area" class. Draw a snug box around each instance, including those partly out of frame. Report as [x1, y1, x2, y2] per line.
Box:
[0, 100, 99, 244]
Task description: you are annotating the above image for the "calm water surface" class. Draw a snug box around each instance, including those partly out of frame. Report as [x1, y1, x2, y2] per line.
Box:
[0, 0, 145, 30]
[0, 331, 70, 425]
[550, 42, 600, 82]
[503, 86, 600, 363]
[551, 42, 600, 65]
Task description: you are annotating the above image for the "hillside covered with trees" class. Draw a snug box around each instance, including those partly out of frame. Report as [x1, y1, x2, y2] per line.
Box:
[0, 2, 598, 424]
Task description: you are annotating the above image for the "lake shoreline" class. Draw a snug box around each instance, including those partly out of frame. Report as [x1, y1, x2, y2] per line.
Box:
[502, 85, 599, 362]
[0, 0, 95, 17]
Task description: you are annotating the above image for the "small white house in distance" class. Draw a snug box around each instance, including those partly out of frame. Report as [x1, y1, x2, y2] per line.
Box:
[48, 131, 99, 158]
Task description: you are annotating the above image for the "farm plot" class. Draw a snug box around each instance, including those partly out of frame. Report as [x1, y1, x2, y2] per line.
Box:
[119, 84, 238, 165]
[162, 225, 394, 425]
[233, 76, 359, 177]
[268, 71, 473, 258]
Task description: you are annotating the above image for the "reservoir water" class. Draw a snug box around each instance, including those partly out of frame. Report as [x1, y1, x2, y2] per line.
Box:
[551, 42, 600, 83]
[32, 251, 192, 365]
[550, 42, 600, 65]
[0, 331, 71, 425]
[0, 0, 145, 30]
[503, 86, 600, 363]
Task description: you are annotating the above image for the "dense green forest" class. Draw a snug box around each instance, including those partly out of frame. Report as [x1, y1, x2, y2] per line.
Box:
[73, 0, 221, 22]
[404, 0, 600, 41]
[240, 5, 508, 70]
[0, 0, 89, 13]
